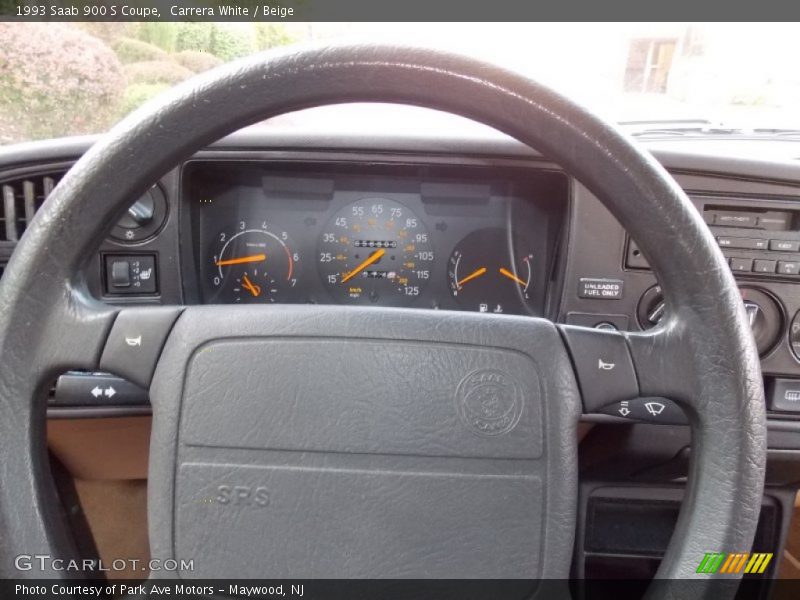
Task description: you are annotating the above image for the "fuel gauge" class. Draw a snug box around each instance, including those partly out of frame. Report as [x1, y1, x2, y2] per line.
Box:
[448, 228, 534, 315]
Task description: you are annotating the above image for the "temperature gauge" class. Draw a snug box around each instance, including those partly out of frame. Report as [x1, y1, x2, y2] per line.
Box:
[448, 228, 534, 315]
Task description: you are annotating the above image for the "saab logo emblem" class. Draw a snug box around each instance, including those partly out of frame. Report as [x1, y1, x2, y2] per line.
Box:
[696, 552, 772, 575]
[455, 369, 523, 436]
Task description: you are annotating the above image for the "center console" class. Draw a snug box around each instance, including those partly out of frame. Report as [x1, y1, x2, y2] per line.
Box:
[562, 175, 800, 424]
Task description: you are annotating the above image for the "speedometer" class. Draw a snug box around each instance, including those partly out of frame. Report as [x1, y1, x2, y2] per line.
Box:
[318, 199, 434, 305]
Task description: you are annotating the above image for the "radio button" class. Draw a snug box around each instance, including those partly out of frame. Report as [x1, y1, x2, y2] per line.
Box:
[769, 240, 800, 252]
[717, 236, 768, 250]
[729, 257, 753, 272]
[753, 260, 777, 274]
[777, 261, 800, 275]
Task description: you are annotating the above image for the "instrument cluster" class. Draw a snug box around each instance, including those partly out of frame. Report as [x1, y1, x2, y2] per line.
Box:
[184, 161, 566, 316]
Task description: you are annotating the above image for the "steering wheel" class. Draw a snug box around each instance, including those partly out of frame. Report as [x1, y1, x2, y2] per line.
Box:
[0, 44, 765, 594]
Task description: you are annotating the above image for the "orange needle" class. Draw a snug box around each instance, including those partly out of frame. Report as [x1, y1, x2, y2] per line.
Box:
[241, 274, 261, 297]
[499, 267, 527, 287]
[341, 248, 385, 283]
[456, 267, 487, 288]
[215, 253, 266, 267]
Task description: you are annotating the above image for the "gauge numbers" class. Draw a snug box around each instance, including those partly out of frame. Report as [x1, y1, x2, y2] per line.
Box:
[449, 228, 534, 314]
[209, 221, 299, 303]
[318, 199, 434, 305]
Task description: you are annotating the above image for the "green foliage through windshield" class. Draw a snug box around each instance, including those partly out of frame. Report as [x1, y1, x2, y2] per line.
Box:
[0, 22, 298, 143]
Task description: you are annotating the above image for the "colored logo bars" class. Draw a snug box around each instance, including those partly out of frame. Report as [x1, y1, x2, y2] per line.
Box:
[696, 552, 773, 575]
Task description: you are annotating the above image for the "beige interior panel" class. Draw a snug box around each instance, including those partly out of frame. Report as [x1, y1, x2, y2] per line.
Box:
[48, 416, 151, 481]
[74, 479, 150, 580]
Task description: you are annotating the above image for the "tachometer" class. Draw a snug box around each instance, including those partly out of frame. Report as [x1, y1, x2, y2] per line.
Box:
[209, 222, 299, 303]
[318, 199, 434, 304]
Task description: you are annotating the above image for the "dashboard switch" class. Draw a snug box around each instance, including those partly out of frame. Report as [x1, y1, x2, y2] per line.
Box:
[717, 236, 768, 250]
[105, 254, 158, 295]
[100, 307, 183, 388]
[767, 378, 800, 413]
[52, 372, 148, 407]
[110, 260, 131, 288]
[728, 257, 753, 272]
[560, 326, 639, 413]
[769, 239, 800, 252]
[778, 261, 800, 275]
[752, 259, 777, 274]
[600, 397, 687, 425]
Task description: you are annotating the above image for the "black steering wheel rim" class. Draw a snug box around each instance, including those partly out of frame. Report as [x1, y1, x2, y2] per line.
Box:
[0, 43, 765, 591]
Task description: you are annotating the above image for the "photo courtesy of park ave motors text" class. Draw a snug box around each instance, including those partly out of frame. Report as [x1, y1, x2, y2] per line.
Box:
[2, 6, 800, 599]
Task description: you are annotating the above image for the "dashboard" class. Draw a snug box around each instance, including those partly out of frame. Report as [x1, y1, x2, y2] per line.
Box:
[184, 161, 567, 316]
[4, 121, 799, 588]
[5, 124, 798, 585]
[3, 129, 800, 432]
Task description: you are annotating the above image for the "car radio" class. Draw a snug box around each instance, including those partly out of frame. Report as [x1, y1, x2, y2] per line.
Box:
[626, 195, 800, 279]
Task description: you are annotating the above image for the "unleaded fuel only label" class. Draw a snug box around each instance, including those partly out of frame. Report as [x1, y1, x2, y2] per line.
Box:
[578, 278, 624, 299]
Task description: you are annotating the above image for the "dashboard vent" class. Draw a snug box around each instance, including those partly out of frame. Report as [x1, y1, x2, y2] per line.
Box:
[1, 172, 63, 242]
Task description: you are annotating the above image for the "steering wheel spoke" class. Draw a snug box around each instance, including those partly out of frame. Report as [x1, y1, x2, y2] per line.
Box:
[559, 324, 641, 414]
[97, 306, 184, 388]
[558, 323, 684, 424]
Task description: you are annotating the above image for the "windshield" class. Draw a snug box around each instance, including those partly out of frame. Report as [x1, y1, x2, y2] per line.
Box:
[1, 22, 799, 145]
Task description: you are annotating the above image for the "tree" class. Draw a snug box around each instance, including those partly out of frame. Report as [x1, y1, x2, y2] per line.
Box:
[0, 23, 125, 142]
[256, 24, 297, 51]
[136, 23, 180, 53]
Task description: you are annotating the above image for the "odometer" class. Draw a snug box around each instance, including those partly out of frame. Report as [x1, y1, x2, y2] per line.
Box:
[318, 198, 434, 305]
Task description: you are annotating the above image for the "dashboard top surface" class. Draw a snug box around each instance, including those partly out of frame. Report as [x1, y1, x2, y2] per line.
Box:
[3, 127, 800, 184]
